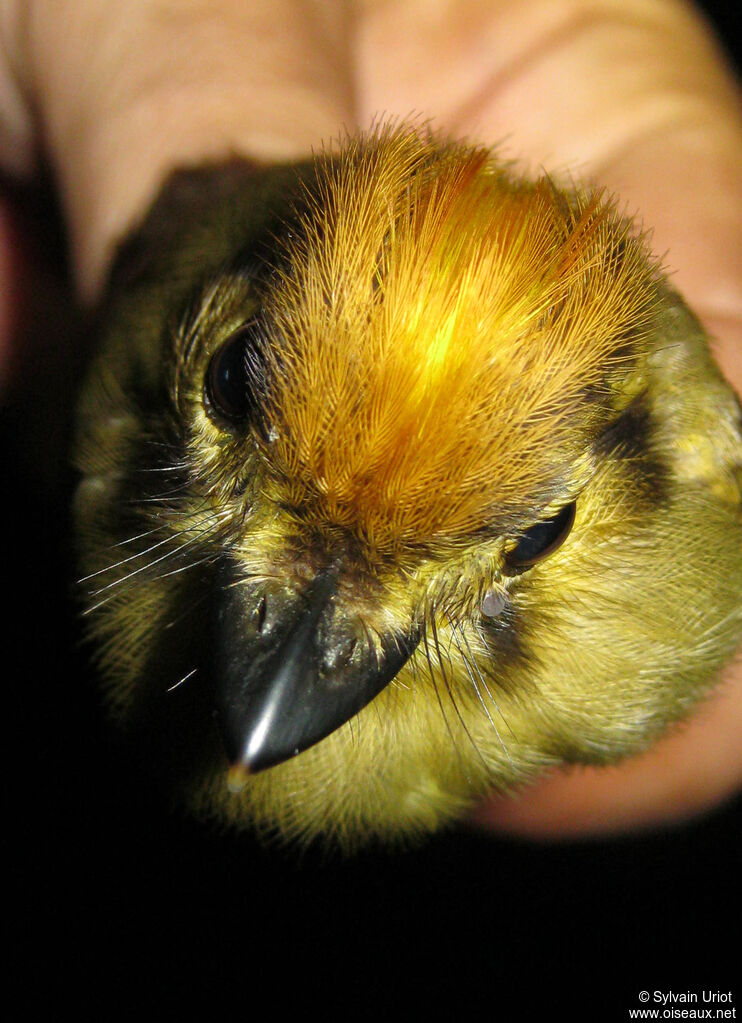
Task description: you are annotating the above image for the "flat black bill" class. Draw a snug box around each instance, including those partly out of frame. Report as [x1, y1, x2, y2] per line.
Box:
[212, 562, 419, 774]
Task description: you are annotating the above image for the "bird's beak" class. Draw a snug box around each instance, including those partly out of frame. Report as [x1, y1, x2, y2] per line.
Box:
[211, 560, 420, 780]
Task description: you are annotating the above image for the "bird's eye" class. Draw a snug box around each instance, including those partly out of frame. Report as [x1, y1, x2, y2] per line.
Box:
[503, 501, 576, 574]
[204, 324, 261, 426]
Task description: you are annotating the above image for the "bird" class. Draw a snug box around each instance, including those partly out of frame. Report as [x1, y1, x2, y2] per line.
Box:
[73, 123, 742, 848]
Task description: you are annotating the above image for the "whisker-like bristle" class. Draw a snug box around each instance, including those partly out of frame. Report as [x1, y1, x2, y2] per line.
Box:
[449, 616, 514, 768]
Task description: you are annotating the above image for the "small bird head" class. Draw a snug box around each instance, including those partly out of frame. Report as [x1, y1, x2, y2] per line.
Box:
[75, 126, 742, 846]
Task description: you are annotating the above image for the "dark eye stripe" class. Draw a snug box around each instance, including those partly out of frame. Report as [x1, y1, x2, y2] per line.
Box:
[503, 501, 576, 574]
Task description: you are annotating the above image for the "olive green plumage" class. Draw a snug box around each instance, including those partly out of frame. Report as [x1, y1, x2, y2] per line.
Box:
[74, 126, 742, 847]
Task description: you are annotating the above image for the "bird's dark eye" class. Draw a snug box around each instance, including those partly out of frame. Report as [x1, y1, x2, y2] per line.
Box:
[204, 324, 261, 426]
[503, 501, 576, 574]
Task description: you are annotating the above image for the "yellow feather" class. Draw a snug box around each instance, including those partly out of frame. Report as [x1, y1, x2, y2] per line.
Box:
[260, 130, 658, 550]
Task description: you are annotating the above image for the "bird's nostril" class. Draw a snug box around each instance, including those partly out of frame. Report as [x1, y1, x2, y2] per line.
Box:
[321, 631, 361, 677]
[256, 594, 267, 634]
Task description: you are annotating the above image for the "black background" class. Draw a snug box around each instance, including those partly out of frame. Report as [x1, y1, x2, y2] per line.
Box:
[5, 3, 741, 1017]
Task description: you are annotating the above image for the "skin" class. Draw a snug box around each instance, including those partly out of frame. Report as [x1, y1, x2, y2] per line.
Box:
[1, 0, 741, 837]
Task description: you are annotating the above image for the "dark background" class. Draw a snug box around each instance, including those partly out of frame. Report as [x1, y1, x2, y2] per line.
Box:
[5, 3, 741, 1016]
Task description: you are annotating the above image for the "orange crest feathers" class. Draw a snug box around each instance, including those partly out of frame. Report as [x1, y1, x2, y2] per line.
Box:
[259, 127, 660, 550]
